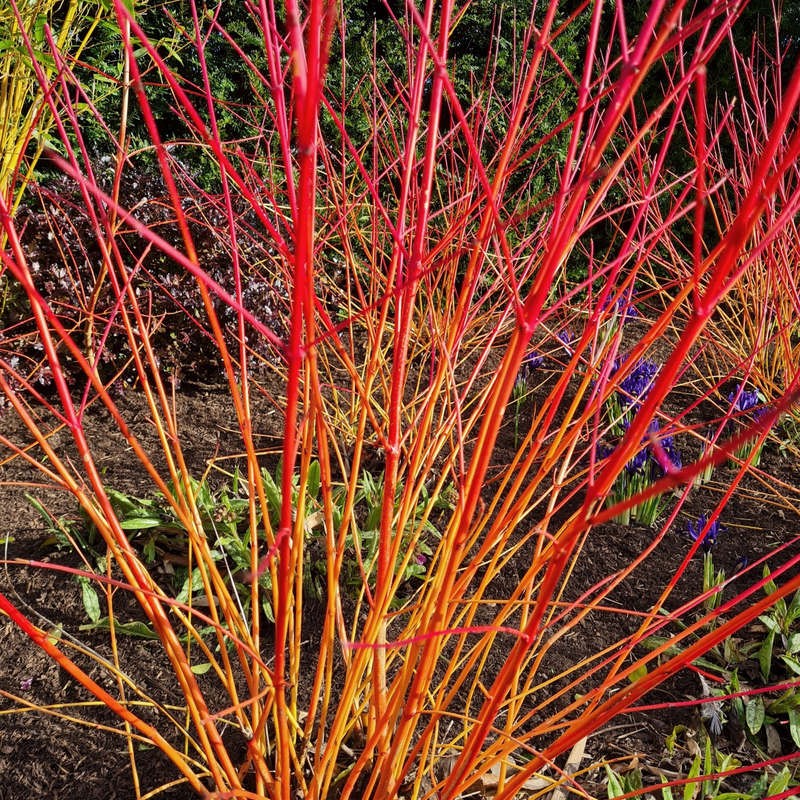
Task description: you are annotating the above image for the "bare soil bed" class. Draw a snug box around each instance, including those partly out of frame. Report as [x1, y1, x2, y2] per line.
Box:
[1, 373, 799, 799]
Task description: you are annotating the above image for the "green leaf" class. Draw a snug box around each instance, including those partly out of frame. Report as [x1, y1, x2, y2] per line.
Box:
[142, 536, 157, 563]
[78, 577, 101, 624]
[119, 516, 164, 530]
[364, 505, 381, 532]
[745, 696, 766, 735]
[759, 629, 776, 681]
[79, 618, 159, 639]
[306, 460, 320, 501]
[629, 663, 648, 683]
[641, 635, 686, 661]
[604, 766, 625, 799]
[195, 479, 214, 513]
[176, 568, 205, 605]
[758, 614, 781, 633]
[627, 769, 643, 792]
[767, 767, 791, 797]
[691, 655, 727, 673]
[789, 709, 800, 749]
[32, 14, 47, 48]
[781, 655, 800, 676]
[717, 751, 742, 774]
[666, 725, 689, 754]
[106, 487, 146, 515]
[702, 737, 713, 798]
[684, 754, 701, 800]
[25, 493, 58, 529]
[748, 772, 769, 797]
[260, 468, 281, 518]
[762, 565, 777, 595]
[766, 689, 800, 715]
[46, 623, 63, 646]
[190, 662, 212, 675]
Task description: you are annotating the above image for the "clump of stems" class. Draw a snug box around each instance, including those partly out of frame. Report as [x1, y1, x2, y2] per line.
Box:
[1, 0, 800, 798]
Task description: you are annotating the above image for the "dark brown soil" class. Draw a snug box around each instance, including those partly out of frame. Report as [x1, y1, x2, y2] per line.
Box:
[2, 370, 800, 800]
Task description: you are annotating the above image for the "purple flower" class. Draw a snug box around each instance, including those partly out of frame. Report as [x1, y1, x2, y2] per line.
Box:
[597, 440, 615, 460]
[728, 384, 761, 414]
[753, 405, 771, 423]
[557, 329, 575, 354]
[686, 514, 723, 550]
[602, 293, 639, 319]
[621, 301, 639, 320]
[662, 443, 682, 470]
[523, 351, 544, 372]
[649, 421, 682, 472]
[612, 358, 660, 414]
[625, 448, 649, 474]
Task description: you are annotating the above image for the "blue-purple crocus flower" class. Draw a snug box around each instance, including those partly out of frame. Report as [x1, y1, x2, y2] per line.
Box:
[557, 329, 575, 355]
[516, 352, 544, 388]
[728, 384, 761, 414]
[649, 420, 682, 472]
[728, 384, 769, 424]
[602, 293, 639, 320]
[617, 359, 660, 410]
[625, 448, 649, 474]
[687, 513, 724, 550]
[523, 351, 544, 371]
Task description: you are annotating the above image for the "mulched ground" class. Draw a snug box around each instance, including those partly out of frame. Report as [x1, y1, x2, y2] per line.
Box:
[2, 366, 799, 799]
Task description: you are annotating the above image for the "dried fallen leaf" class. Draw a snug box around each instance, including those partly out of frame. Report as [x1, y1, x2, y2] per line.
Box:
[765, 723, 782, 757]
[685, 731, 701, 759]
[549, 737, 588, 800]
